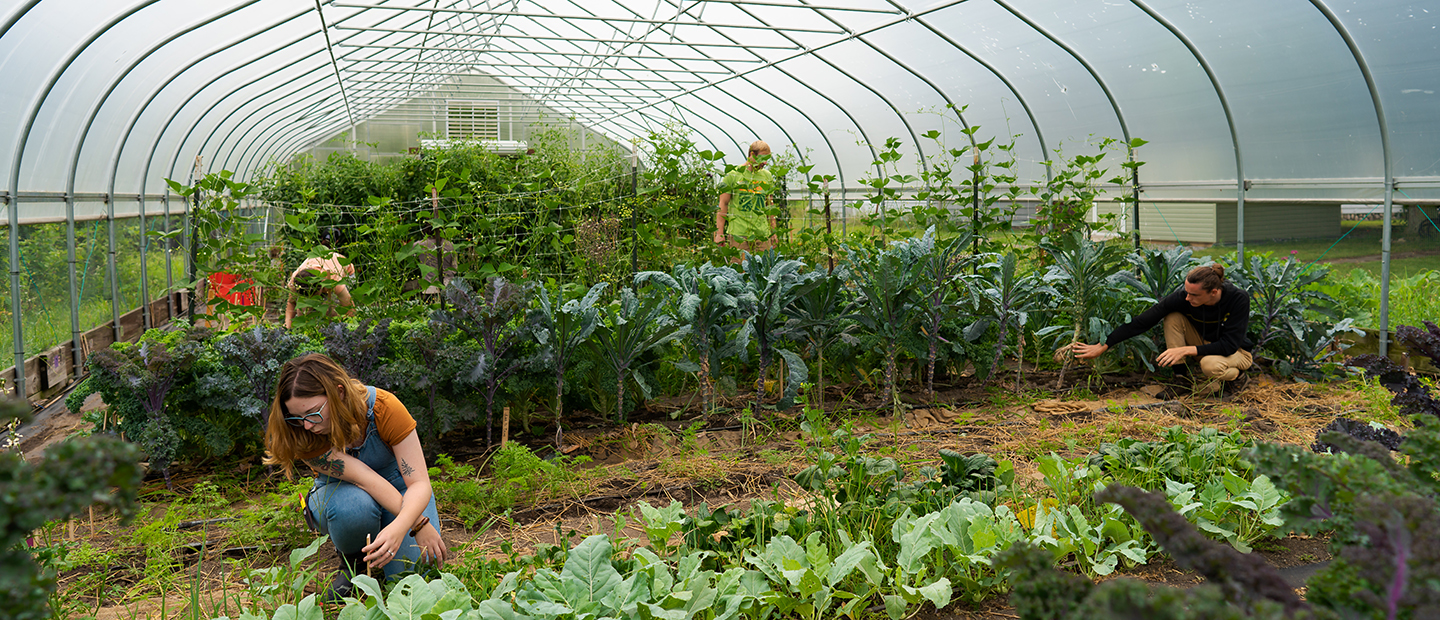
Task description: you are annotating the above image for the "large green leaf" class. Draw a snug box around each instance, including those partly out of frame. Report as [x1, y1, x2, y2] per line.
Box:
[559, 535, 623, 606]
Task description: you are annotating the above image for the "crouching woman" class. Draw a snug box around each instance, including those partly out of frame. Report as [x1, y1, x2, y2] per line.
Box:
[263, 353, 447, 601]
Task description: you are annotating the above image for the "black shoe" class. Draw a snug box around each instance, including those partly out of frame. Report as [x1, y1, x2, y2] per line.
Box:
[322, 551, 367, 604]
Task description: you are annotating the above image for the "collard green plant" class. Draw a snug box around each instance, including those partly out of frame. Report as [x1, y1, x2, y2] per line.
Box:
[531, 281, 607, 447]
[435, 277, 539, 445]
[738, 251, 820, 410]
[1162, 474, 1287, 553]
[637, 264, 755, 415]
[587, 287, 688, 423]
[1, 398, 141, 620]
[745, 532, 887, 619]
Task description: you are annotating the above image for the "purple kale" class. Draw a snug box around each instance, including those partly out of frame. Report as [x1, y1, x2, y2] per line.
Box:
[1394, 321, 1440, 364]
[1347, 354, 1440, 421]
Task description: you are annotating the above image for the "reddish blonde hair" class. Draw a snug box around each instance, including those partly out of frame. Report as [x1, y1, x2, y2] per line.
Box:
[262, 353, 368, 478]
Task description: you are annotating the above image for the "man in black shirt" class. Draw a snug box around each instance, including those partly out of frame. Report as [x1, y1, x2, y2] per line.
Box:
[1069, 264, 1253, 394]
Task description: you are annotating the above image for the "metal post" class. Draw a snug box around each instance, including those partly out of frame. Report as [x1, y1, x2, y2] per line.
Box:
[972, 146, 980, 255]
[164, 193, 174, 322]
[1238, 180, 1247, 261]
[7, 193, 23, 397]
[67, 193, 82, 377]
[106, 193, 121, 344]
[1131, 147, 1141, 249]
[139, 195, 151, 330]
[629, 142, 639, 274]
[1380, 179, 1394, 356]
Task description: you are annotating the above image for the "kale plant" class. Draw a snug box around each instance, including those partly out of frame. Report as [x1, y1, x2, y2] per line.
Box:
[1312, 417, 1404, 453]
[586, 286, 688, 423]
[1347, 353, 1440, 420]
[637, 264, 755, 415]
[383, 319, 481, 447]
[781, 267, 859, 408]
[434, 277, 538, 445]
[738, 251, 820, 410]
[1224, 253, 1336, 359]
[1037, 231, 1128, 387]
[848, 240, 924, 413]
[907, 226, 976, 396]
[1, 399, 142, 620]
[318, 318, 393, 388]
[203, 325, 321, 428]
[531, 282, 606, 446]
[76, 323, 211, 485]
[966, 252, 1050, 386]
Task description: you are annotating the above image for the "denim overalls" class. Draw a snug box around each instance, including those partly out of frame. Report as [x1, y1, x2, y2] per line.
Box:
[306, 386, 442, 579]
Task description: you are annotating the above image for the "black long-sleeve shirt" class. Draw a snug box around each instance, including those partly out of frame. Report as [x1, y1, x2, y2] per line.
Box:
[1104, 282, 1253, 357]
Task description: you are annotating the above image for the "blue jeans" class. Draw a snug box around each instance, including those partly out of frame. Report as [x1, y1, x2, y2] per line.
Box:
[306, 387, 441, 580]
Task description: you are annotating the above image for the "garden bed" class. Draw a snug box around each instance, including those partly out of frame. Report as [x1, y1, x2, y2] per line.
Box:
[36, 370, 1385, 618]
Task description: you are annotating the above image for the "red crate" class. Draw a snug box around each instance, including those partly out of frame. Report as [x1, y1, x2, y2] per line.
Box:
[207, 272, 257, 306]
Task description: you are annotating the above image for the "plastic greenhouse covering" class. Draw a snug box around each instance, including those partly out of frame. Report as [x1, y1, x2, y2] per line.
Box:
[0, 0, 1437, 397]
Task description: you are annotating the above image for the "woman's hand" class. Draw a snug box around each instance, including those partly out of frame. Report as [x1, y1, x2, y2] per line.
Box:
[414, 522, 449, 566]
[362, 522, 409, 569]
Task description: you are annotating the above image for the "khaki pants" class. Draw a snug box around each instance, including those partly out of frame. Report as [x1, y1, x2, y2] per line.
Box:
[1164, 313, 1253, 381]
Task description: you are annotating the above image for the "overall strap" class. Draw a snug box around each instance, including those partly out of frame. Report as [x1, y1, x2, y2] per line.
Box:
[366, 386, 377, 422]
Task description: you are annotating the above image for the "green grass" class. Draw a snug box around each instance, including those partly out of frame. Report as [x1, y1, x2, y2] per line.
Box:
[1190, 220, 1440, 278]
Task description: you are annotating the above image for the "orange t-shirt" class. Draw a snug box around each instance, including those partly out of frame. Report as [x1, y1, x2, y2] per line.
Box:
[298, 388, 416, 460]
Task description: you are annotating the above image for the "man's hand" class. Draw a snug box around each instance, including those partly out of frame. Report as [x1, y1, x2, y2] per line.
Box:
[1155, 346, 1197, 367]
[1069, 342, 1109, 360]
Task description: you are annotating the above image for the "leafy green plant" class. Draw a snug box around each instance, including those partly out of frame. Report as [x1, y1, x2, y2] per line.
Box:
[906, 227, 976, 396]
[0, 398, 141, 620]
[966, 252, 1050, 385]
[637, 263, 755, 415]
[531, 281, 607, 446]
[1224, 253, 1338, 362]
[201, 325, 322, 429]
[587, 286, 689, 422]
[1163, 474, 1287, 553]
[847, 241, 924, 413]
[1037, 232, 1129, 386]
[318, 318, 393, 387]
[435, 277, 539, 445]
[780, 268, 858, 409]
[745, 532, 887, 619]
[164, 171, 270, 324]
[240, 535, 329, 613]
[74, 322, 212, 483]
[738, 251, 820, 410]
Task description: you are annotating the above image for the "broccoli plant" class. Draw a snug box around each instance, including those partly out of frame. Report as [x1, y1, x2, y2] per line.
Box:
[587, 287, 688, 423]
[636, 264, 755, 415]
[738, 250, 821, 410]
[434, 277, 538, 445]
[531, 281, 607, 446]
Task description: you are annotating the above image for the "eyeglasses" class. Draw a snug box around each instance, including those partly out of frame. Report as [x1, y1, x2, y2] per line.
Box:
[284, 401, 326, 428]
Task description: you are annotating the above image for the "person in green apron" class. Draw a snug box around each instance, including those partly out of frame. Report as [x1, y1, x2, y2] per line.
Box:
[714, 140, 777, 254]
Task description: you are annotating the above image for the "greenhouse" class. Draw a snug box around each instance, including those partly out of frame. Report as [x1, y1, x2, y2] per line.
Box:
[3, 0, 1440, 618]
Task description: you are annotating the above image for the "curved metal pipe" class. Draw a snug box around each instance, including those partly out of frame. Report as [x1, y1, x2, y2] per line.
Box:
[1308, 0, 1394, 355]
[4, 0, 162, 397]
[1129, 0, 1246, 258]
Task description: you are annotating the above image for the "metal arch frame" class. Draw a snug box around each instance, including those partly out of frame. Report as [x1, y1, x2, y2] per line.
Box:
[595, 0, 849, 198]
[47, 0, 274, 375]
[725, 2, 925, 189]
[1308, 0, 1395, 356]
[992, 0, 1140, 243]
[4, 0, 165, 397]
[1128, 0, 1246, 260]
[908, 15, 1050, 183]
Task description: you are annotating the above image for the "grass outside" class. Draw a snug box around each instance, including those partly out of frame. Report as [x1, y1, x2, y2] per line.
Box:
[1189, 219, 1440, 278]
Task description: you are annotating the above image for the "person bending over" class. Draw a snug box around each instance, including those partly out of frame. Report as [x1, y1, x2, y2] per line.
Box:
[1069, 264, 1253, 394]
[285, 251, 355, 328]
[263, 353, 447, 602]
[714, 140, 778, 254]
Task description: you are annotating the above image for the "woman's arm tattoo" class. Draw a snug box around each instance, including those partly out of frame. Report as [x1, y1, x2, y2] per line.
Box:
[399, 458, 414, 477]
[307, 450, 345, 476]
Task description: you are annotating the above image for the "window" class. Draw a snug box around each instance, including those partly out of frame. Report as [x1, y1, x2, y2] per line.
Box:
[447, 101, 498, 140]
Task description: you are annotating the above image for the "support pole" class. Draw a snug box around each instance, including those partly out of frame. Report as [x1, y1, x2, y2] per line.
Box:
[106, 193, 121, 345]
[629, 141, 639, 275]
[7, 193, 22, 397]
[67, 193, 82, 377]
[1130, 147, 1141, 249]
[1380, 179, 1394, 356]
[139, 195, 151, 330]
[163, 193, 174, 322]
[971, 146, 980, 255]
